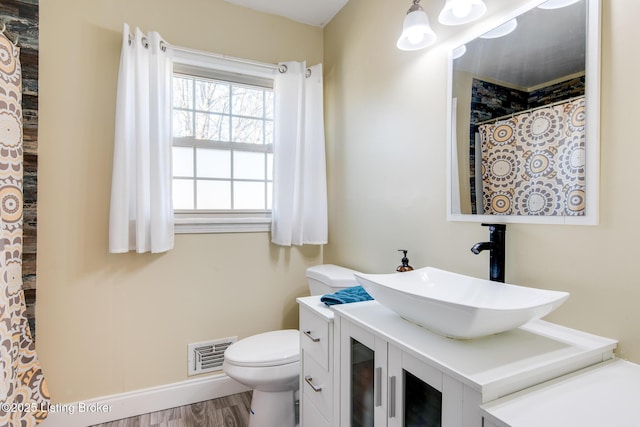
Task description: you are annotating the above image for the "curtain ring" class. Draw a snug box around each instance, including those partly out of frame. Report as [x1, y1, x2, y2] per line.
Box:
[305, 68, 312, 78]
[128, 33, 133, 46]
[278, 64, 288, 74]
[160, 40, 167, 52]
[141, 36, 149, 49]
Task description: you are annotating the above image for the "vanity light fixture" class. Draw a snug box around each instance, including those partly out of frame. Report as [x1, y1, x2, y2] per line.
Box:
[438, 0, 487, 26]
[397, 0, 437, 51]
[538, 0, 581, 9]
[480, 18, 518, 39]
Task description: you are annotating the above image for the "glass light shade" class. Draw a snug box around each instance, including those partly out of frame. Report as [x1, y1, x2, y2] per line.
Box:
[452, 45, 467, 59]
[438, 0, 487, 26]
[538, 0, 581, 9]
[397, 8, 437, 51]
[480, 18, 518, 39]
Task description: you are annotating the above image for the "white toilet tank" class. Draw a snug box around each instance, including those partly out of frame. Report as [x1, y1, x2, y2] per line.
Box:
[306, 264, 360, 296]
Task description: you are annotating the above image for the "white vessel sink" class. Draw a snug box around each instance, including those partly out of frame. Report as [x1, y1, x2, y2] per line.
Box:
[354, 267, 569, 339]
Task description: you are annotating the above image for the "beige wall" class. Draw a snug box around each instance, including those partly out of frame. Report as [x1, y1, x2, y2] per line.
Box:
[38, 0, 323, 403]
[324, 0, 640, 364]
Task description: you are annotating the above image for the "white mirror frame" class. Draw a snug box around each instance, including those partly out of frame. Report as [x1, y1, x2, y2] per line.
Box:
[446, 0, 601, 225]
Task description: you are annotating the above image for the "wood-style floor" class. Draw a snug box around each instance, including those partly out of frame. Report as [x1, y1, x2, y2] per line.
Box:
[90, 391, 252, 427]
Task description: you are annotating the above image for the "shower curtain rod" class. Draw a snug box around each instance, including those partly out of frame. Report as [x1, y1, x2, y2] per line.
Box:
[476, 94, 585, 125]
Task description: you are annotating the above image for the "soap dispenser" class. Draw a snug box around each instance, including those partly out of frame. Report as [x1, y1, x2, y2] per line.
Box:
[396, 249, 414, 272]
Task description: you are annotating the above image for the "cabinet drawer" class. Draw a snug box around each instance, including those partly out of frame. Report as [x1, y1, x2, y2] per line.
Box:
[302, 350, 332, 418]
[300, 307, 330, 369]
[302, 394, 331, 427]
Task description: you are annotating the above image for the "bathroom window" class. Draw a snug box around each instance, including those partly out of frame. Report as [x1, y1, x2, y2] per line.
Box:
[171, 50, 275, 233]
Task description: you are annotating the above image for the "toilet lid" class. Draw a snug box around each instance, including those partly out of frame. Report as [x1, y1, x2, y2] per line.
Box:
[224, 329, 300, 367]
[306, 264, 359, 287]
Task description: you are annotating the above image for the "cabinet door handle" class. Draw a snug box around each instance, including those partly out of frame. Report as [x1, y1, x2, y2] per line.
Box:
[388, 375, 396, 418]
[375, 367, 382, 407]
[303, 330, 320, 342]
[304, 375, 322, 392]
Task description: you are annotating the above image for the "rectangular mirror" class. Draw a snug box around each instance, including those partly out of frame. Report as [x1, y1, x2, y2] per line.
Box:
[447, 0, 601, 225]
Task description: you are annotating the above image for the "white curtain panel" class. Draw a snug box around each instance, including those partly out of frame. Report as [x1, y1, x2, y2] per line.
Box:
[271, 62, 328, 246]
[109, 24, 174, 253]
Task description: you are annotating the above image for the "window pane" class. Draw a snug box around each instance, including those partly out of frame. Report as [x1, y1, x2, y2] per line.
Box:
[173, 77, 193, 109]
[232, 86, 264, 117]
[197, 180, 231, 209]
[234, 182, 265, 209]
[196, 80, 230, 113]
[196, 112, 230, 141]
[197, 148, 230, 179]
[232, 117, 264, 144]
[173, 179, 194, 209]
[172, 68, 275, 215]
[234, 151, 265, 180]
[173, 110, 193, 137]
[173, 147, 194, 177]
[267, 182, 272, 210]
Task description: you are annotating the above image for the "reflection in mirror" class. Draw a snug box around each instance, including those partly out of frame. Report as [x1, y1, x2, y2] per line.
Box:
[448, 0, 600, 224]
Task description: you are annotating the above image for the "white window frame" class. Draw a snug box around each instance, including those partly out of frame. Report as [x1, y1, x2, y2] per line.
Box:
[171, 48, 277, 234]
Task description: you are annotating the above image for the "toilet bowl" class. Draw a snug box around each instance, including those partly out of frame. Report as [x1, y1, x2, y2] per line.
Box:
[223, 264, 360, 427]
[223, 330, 300, 427]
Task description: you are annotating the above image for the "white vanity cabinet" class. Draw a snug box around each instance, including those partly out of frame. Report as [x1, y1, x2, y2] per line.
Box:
[332, 300, 617, 427]
[298, 296, 340, 427]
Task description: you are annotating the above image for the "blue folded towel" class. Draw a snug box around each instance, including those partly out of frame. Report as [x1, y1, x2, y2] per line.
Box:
[320, 286, 373, 306]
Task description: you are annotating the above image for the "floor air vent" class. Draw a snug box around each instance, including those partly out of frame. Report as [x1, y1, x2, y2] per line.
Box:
[188, 337, 237, 376]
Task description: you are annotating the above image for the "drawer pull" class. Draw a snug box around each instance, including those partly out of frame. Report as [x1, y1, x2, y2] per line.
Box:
[303, 329, 321, 342]
[304, 375, 323, 392]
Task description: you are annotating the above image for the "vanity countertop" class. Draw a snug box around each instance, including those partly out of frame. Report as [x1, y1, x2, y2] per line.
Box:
[297, 295, 335, 320]
[481, 358, 640, 426]
[331, 300, 617, 403]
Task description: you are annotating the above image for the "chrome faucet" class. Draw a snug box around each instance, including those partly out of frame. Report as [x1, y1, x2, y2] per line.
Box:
[471, 223, 506, 282]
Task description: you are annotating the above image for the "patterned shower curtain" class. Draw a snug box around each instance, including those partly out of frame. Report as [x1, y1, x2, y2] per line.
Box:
[0, 31, 49, 425]
[478, 96, 585, 216]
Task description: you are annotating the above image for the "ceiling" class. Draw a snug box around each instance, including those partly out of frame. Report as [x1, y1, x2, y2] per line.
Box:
[453, 1, 586, 88]
[223, 0, 349, 27]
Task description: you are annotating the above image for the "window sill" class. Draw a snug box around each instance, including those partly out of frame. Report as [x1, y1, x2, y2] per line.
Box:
[175, 217, 271, 234]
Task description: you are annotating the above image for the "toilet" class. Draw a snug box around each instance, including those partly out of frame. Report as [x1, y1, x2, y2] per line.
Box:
[223, 264, 359, 427]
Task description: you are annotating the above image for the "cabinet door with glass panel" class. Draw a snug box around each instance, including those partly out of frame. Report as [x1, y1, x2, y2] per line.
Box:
[340, 320, 467, 427]
[340, 320, 389, 426]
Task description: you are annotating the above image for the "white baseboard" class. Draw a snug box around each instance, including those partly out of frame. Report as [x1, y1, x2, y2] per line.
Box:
[39, 374, 251, 427]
